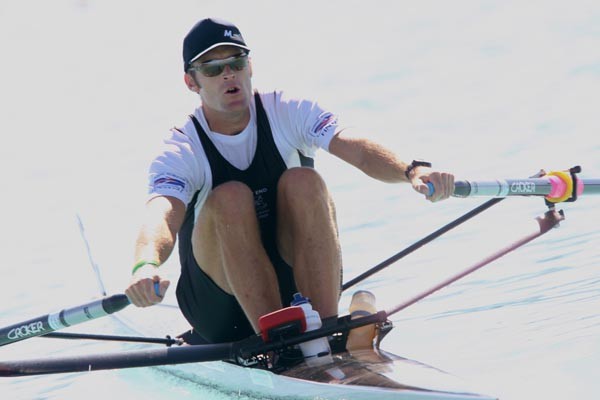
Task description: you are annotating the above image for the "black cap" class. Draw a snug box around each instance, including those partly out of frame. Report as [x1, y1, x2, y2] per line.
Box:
[183, 18, 250, 72]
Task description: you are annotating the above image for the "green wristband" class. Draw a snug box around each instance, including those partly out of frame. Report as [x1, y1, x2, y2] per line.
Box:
[132, 260, 160, 275]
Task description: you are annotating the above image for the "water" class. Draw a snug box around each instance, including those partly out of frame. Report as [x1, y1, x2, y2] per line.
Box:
[1, 1, 599, 399]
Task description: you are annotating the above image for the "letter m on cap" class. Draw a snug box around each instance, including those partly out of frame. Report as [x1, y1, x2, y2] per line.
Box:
[224, 30, 233, 37]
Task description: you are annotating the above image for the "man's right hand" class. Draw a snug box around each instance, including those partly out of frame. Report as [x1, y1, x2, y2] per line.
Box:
[125, 265, 170, 307]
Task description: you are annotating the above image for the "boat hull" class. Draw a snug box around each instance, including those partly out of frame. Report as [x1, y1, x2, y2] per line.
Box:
[112, 305, 495, 399]
[148, 350, 495, 400]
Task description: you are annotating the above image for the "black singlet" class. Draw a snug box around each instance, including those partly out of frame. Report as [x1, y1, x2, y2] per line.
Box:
[175, 92, 307, 343]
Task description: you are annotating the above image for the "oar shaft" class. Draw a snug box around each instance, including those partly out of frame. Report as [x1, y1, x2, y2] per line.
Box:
[42, 332, 181, 346]
[0, 295, 130, 347]
[0, 342, 233, 377]
[342, 198, 504, 291]
[386, 209, 564, 317]
[453, 178, 600, 198]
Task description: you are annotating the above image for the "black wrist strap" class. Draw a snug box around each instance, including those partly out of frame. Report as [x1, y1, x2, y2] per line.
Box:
[405, 160, 432, 180]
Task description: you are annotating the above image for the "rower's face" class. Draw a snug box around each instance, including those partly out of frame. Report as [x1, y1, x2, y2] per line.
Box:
[184, 46, 253, 114]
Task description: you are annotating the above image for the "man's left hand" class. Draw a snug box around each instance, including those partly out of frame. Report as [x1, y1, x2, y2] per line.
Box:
[410, 169, 455, 202]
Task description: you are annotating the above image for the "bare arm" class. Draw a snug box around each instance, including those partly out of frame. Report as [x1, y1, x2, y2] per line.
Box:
[328, 132, 454, 201]
[126, 195, 186, 307]
[328, 133, 409, 183]
[134, 195, 186, 264]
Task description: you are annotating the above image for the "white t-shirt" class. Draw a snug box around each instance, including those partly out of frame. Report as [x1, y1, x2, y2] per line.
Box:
[147, 90, 339, 216]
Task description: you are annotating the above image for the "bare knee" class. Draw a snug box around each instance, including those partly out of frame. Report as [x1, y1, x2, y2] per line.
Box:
[276, 168, 337, 256]
[205, 181, 255, 221]
[278, 167, 328, 199]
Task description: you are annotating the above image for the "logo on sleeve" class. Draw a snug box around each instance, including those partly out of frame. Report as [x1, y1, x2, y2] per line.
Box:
[152, 173, 186, 193]
[310, 113, 338, 138]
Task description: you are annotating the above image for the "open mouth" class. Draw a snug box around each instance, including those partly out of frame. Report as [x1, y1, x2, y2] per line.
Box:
[224, 86, 241, 95]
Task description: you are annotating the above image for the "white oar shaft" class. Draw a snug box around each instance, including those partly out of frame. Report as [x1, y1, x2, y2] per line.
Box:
[0, 295, 130, 347]
[452, 178, 600, 198]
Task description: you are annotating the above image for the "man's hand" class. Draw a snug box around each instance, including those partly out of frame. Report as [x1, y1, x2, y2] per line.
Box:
[410, 168, 455, 202]
[125, 265, 170, 307]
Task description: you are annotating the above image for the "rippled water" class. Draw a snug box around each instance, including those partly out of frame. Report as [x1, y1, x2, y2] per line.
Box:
[2, 1, 599, 399]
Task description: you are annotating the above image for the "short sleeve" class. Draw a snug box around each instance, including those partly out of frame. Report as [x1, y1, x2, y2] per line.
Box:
[264, 91, 340, 155]
[147, 128, 201, 205]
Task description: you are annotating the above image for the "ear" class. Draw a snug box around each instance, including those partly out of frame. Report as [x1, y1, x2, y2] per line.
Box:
[184, 73, 201, 93]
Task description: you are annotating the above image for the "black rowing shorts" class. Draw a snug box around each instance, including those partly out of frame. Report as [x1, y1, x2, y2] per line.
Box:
[175, 233, 298, 344]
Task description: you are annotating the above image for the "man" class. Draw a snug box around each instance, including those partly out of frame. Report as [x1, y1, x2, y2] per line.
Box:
[125, 18, 454, 345]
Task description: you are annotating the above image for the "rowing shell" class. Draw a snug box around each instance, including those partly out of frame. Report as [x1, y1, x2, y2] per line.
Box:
[110, 299, 496, 400]
[145, 349, 495, 400]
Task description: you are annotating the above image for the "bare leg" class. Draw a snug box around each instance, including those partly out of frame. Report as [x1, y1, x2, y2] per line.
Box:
[191, 181, 282, 333]
[276, 167, 342, 319]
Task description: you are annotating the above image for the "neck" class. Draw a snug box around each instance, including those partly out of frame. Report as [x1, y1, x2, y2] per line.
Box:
[202, 106, 251, 136]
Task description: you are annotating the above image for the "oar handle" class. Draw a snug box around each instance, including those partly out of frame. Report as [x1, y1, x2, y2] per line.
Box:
[427, 182, 435, 197]
[0, 294, 130, 347]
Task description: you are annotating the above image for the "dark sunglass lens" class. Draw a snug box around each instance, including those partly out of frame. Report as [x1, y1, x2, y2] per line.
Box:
[202, 65, 224, 77]
[197, 55, 247, 77]
[230, 57, 248, 71]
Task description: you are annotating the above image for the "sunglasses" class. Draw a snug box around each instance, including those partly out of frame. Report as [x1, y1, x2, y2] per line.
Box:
[188, 53, 249, 77]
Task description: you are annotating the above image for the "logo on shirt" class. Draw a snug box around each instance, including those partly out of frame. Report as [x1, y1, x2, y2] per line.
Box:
[254, 187, 269, 220]
[152, 173, 186, 193]
[310, 112, 338, 138]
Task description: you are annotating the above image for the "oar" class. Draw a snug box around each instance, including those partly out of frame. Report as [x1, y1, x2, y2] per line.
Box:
[0, 313, 388, 377]
[346, 169, 598, 288]
[386, 208, 564, 316]
[0, 215, 166, 348]
[41, 332, 182, 346]
[0, 341, 234, 377]
[425, 166, 600, 200]
[0, 295, 130, 347]
[344, 167, 599, 291]
[343, 198, 504, 291]
[450, 176, 600, 198]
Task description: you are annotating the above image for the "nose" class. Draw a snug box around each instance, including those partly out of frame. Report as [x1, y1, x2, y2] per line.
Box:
[222, 64, 236, 79]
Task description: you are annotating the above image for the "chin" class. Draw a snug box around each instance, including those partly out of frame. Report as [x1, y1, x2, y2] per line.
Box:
[225, 95, 251, 111]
